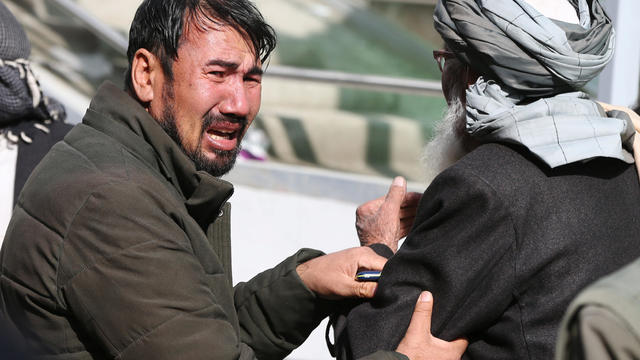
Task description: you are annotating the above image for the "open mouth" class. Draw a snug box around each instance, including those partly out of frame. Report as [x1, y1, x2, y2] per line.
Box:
[207, 128, 239, 141]
[204, 122, 244, 152]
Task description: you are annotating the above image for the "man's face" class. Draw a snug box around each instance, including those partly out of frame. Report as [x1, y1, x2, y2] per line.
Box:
[151, 23, 263, 176]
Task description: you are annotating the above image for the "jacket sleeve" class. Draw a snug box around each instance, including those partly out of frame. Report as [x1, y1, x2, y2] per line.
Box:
[558, 305, 640, 360]
[57, 182, 294, 360]
[233, 248, 332, 360]
[556, 259, 640, 360]
[345, 165, 517, 357]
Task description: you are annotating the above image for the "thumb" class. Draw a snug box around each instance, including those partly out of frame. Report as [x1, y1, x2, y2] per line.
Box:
[382, 176, 407, 213]
[405, 291, 433, 337]
[353, 281, 378, 298]
[450, 338, 470, 356]
[633, 133, 640, 180]
[356, 250, 388, 272]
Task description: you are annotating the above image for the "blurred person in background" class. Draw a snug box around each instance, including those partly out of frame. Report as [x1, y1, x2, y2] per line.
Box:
[0, 0, 467, 359]
[0, 2, 72, 242]
[339, 0, 640, 359]
[556, 255, 640, 360]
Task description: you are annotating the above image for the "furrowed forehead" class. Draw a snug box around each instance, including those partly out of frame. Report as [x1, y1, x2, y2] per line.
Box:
[181, 5, 260, 61]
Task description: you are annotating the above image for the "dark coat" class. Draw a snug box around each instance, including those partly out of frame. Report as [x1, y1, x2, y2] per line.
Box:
[0, 82, 330, 359]
[10, 120, 73, 204]
[1, 119, 72, 205]
[344, 142, 640, 359]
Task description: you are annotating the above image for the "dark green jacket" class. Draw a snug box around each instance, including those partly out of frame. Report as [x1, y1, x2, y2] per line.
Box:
[0, 82, 330, 359]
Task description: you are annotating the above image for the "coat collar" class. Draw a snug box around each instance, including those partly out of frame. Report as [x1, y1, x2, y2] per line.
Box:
[83, 82, 234, 229]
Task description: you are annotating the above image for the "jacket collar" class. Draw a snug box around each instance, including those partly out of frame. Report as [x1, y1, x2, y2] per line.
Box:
[83, 82, 234, 229]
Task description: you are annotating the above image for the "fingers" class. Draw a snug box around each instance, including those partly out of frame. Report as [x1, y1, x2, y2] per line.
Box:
[397, 291, 469, 359]
[356, 196, 384, 217]
[596, 101, 614, 112]
[356, 247, 388, 271]
[399, 204, 418, 238]
[630, 113, 640, 132]
[399, 192, 421, 227]
[401, 192, 423, 208]
[382, 176, 407, 214]
[634, 134, 640, 180]
[352, 281, 378, 298]
[597, 101, 640, 131]
[450, 338, 470, 356]
[399, 207, 417, 220]
[398, 223, 414, 238]
[405, 291, 434, 337]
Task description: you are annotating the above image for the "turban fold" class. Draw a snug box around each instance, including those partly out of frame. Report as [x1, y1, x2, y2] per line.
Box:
[434, 0, 614, 98]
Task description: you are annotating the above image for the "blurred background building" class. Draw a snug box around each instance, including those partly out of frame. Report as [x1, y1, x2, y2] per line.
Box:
[5, 0, 448, 181]
[3, 0, 639, 358]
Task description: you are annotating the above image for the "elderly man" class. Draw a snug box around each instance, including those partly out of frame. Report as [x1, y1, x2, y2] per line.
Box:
[0, 0, 467, 359]
[340, 0, 640, 359]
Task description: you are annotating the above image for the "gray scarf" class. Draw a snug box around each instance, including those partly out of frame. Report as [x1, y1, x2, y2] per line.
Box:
[0, 2, 66, 143]
[434, 0, 629, 167]
[466, 78, 634, 168]
[434, 0, 614, 97]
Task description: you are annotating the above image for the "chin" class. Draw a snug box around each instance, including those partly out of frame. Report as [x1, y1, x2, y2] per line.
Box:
[194, 148, 240, 177]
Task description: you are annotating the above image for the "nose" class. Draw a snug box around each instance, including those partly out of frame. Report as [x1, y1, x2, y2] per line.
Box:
[219, 78, 250, 118]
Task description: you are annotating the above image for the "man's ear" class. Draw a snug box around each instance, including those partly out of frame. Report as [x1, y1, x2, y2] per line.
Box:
[131, 49, 160, 104]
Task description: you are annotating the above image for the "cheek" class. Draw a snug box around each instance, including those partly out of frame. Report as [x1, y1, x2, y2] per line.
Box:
[172, 111, 205, 150]
[176, 86, 212, 132]
[248, 86, 262, 115]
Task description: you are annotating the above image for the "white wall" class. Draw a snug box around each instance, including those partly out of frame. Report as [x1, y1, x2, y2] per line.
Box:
[597, 0, 640, 107]
[230, 183, 361, 360]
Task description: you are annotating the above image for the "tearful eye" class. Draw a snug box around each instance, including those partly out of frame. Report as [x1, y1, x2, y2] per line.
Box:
[244, 76, 262, 84]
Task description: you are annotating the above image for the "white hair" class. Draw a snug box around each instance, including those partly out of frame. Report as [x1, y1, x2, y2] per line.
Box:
[421, 94, 469, 185]
[525, 0, 579, 24]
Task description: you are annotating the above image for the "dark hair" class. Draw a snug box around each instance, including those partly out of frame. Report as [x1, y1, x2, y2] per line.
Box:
[124, 0, 276, 95]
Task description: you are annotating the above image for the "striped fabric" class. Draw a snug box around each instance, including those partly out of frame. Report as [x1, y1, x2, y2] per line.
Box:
[434, 0, 614, 97]
[256, 108, 431, 181]
[466, 78, 635, 168]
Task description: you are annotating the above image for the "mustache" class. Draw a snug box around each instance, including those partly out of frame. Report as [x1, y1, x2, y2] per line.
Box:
[202, 113, 248, 130]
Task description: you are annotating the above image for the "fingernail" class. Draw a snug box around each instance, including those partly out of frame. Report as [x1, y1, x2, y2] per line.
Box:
[420, 291, 432, 302]
[393, 176, 405, 186]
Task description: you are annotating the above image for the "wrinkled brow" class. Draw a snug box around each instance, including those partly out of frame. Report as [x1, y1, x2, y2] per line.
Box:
[205, 59, 239, 70]
[205, 60, 262, 76]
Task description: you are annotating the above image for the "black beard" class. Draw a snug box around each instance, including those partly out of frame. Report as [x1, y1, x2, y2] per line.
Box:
[159, 83, 246, 177]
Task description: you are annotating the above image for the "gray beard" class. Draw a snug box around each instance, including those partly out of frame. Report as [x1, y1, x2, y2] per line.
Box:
[421, 94, 470, 185]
